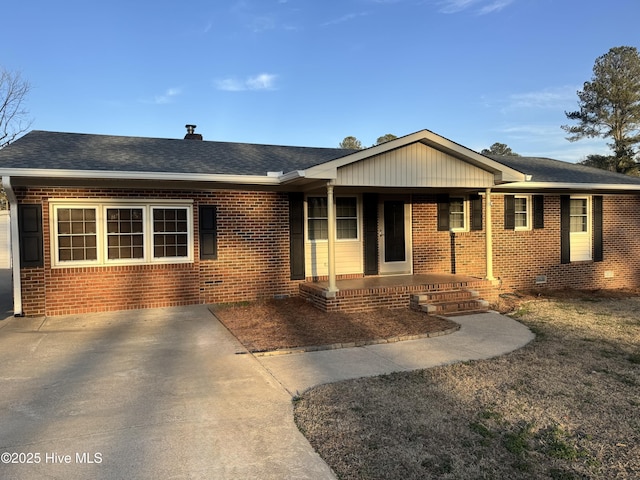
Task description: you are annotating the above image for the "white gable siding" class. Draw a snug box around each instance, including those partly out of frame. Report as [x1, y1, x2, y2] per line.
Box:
[334, 143, 495, 187]
[0, 211, 10, 268]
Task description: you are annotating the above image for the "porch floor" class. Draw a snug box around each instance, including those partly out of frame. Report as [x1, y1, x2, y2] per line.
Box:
[300, 274, 498, 313]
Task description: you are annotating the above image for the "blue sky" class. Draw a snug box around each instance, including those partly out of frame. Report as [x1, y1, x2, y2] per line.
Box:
[3, 0, 639, 161]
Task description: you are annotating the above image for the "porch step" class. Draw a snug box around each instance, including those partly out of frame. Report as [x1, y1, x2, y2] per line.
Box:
[410, 289, 489, 316]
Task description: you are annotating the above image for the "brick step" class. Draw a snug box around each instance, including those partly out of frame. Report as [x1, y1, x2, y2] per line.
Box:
[412, 289, 479, 303]
[410, 289, 489, 316]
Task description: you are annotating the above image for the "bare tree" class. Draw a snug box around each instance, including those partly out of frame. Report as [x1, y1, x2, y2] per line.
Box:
[1, 67, 32, 148]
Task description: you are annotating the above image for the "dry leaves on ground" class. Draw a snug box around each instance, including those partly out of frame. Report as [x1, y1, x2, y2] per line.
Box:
[212, 297, 458, 352]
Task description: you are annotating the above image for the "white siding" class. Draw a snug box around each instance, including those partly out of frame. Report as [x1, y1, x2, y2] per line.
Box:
[0, 211, 10, 268]
[305, 240, 363, 277]
[334, 143, 495, 187]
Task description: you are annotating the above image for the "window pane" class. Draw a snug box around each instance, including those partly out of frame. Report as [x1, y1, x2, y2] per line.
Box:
[57, 208, 97, 263]
[515, 197, 528, 228]
[308, 219, 328, 240]
[106, 208, 144, 260]
[151, 208, 190, 258]
[336, 198, 357, 218]
[337, 219, 357, 239]
[449, 198, 465, 229]
[308, 197, 328, 218]
[570, 199, 588, 232]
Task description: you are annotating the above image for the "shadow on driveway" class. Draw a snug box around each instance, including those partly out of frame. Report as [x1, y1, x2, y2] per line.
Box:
[0, 305, 336, 480]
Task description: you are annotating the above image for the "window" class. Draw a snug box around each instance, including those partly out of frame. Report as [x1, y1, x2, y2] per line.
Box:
[51, 201, 193, 267]
[307, 197, 328, 240]
[336, 197, 358, 239]
[307, 196, 359, 241]
[153, 208, 189, 258]
[449, 197, 465, 230]
[570, 198, 588, 232]
[57, 208, 97, 261]
[514, 196, 529, 229]
[107, 208, 144, 260]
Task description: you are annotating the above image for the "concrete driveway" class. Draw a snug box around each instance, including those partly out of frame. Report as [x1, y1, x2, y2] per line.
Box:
[0, 268, 533, 479]
[0, 303, 336, 480]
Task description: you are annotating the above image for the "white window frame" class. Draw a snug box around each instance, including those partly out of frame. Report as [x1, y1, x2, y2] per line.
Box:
[305, 195, 360, 242]
[50, 199, 194, 268]
[514, 195, 531, 231]
[449, 196, 467, 232]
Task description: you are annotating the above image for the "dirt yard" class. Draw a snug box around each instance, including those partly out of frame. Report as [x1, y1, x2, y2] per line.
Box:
[292, 292, 640, 479]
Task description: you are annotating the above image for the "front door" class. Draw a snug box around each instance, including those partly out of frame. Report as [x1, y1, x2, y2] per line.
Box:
[379, 197, 412, 274]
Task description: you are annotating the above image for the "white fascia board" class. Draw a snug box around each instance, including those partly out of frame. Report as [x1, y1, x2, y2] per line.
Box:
[495, 181, 640, 192]
[0, 168, 281, 186]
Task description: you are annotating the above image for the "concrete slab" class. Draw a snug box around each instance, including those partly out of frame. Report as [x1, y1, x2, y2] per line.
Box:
[0, 305, 337, 480]
[257, 312, 535, 395]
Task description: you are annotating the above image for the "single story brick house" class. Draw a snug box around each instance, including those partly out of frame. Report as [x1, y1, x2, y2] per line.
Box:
[2, 126, 640, 316]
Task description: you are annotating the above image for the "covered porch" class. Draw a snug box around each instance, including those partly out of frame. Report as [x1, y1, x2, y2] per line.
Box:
[300, 273, 499, 314]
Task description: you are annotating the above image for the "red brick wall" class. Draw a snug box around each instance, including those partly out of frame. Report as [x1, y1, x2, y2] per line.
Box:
[491, 195, 640, 292]
[411, 194, 486, 278]
[411, 193, 640, 293]
[15, 187, 301, 316]
[15, 186, 640, 316]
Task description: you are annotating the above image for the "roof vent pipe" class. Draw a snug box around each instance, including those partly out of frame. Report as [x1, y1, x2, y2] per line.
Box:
[184, 124, 203, 141]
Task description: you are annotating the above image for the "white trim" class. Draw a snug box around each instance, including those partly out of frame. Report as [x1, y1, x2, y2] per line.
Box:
[0, 168, 281, 186]
[514, 195, 532, 231]
[49, 200, 194, 268]
[1, 176, 21, 315]
[494, 181, 640, 191]
[301, 130, 527, 183]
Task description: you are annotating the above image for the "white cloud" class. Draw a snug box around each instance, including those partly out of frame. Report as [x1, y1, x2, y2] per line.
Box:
[506, 86, 578, 110]
[438, 0, 514, 14]
[152, 87, 182, 105]
[477, 0, 513, 14]
[215, 73, 278, 91]
[321, 12, 370, 27]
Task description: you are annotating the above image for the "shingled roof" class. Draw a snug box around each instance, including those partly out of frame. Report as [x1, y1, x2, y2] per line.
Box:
[3, 130, 640, 190]
[0, 130, 354, 176]
[490, 155, 640, 186]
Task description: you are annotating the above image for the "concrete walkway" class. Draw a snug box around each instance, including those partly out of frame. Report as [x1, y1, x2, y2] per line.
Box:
[0, 296, 534, 479]
[256, 312, 535, 395]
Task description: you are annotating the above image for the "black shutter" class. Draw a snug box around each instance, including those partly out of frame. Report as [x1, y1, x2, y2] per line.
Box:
[470, 194, 483, 231]
[363, 193, 379, 275]
[18, 204, 44, 268]
[593, 195, 603, 262]
[504, 195, 515, 230]
[199, 205, 218, 260]
[288, 193, 305, 280]
[560, 196, 571, 264]
[533, 195, 544, 229]
[437, 194, 450, 231]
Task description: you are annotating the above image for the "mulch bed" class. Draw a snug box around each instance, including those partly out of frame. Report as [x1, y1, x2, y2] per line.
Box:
[211, 296, 459, 353]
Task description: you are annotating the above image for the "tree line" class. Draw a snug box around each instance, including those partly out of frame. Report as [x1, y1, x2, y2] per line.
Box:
[339, 46, 640, 176]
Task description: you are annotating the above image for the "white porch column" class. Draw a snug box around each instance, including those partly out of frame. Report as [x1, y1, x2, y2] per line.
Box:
[485, 187, 495, 281]
[326, 183, 338, 293]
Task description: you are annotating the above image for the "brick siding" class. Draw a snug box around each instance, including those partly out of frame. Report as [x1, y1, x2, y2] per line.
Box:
[15, 187, 303, 316]
[412, 193, 640, 294]
[14, 187, 640, 316]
